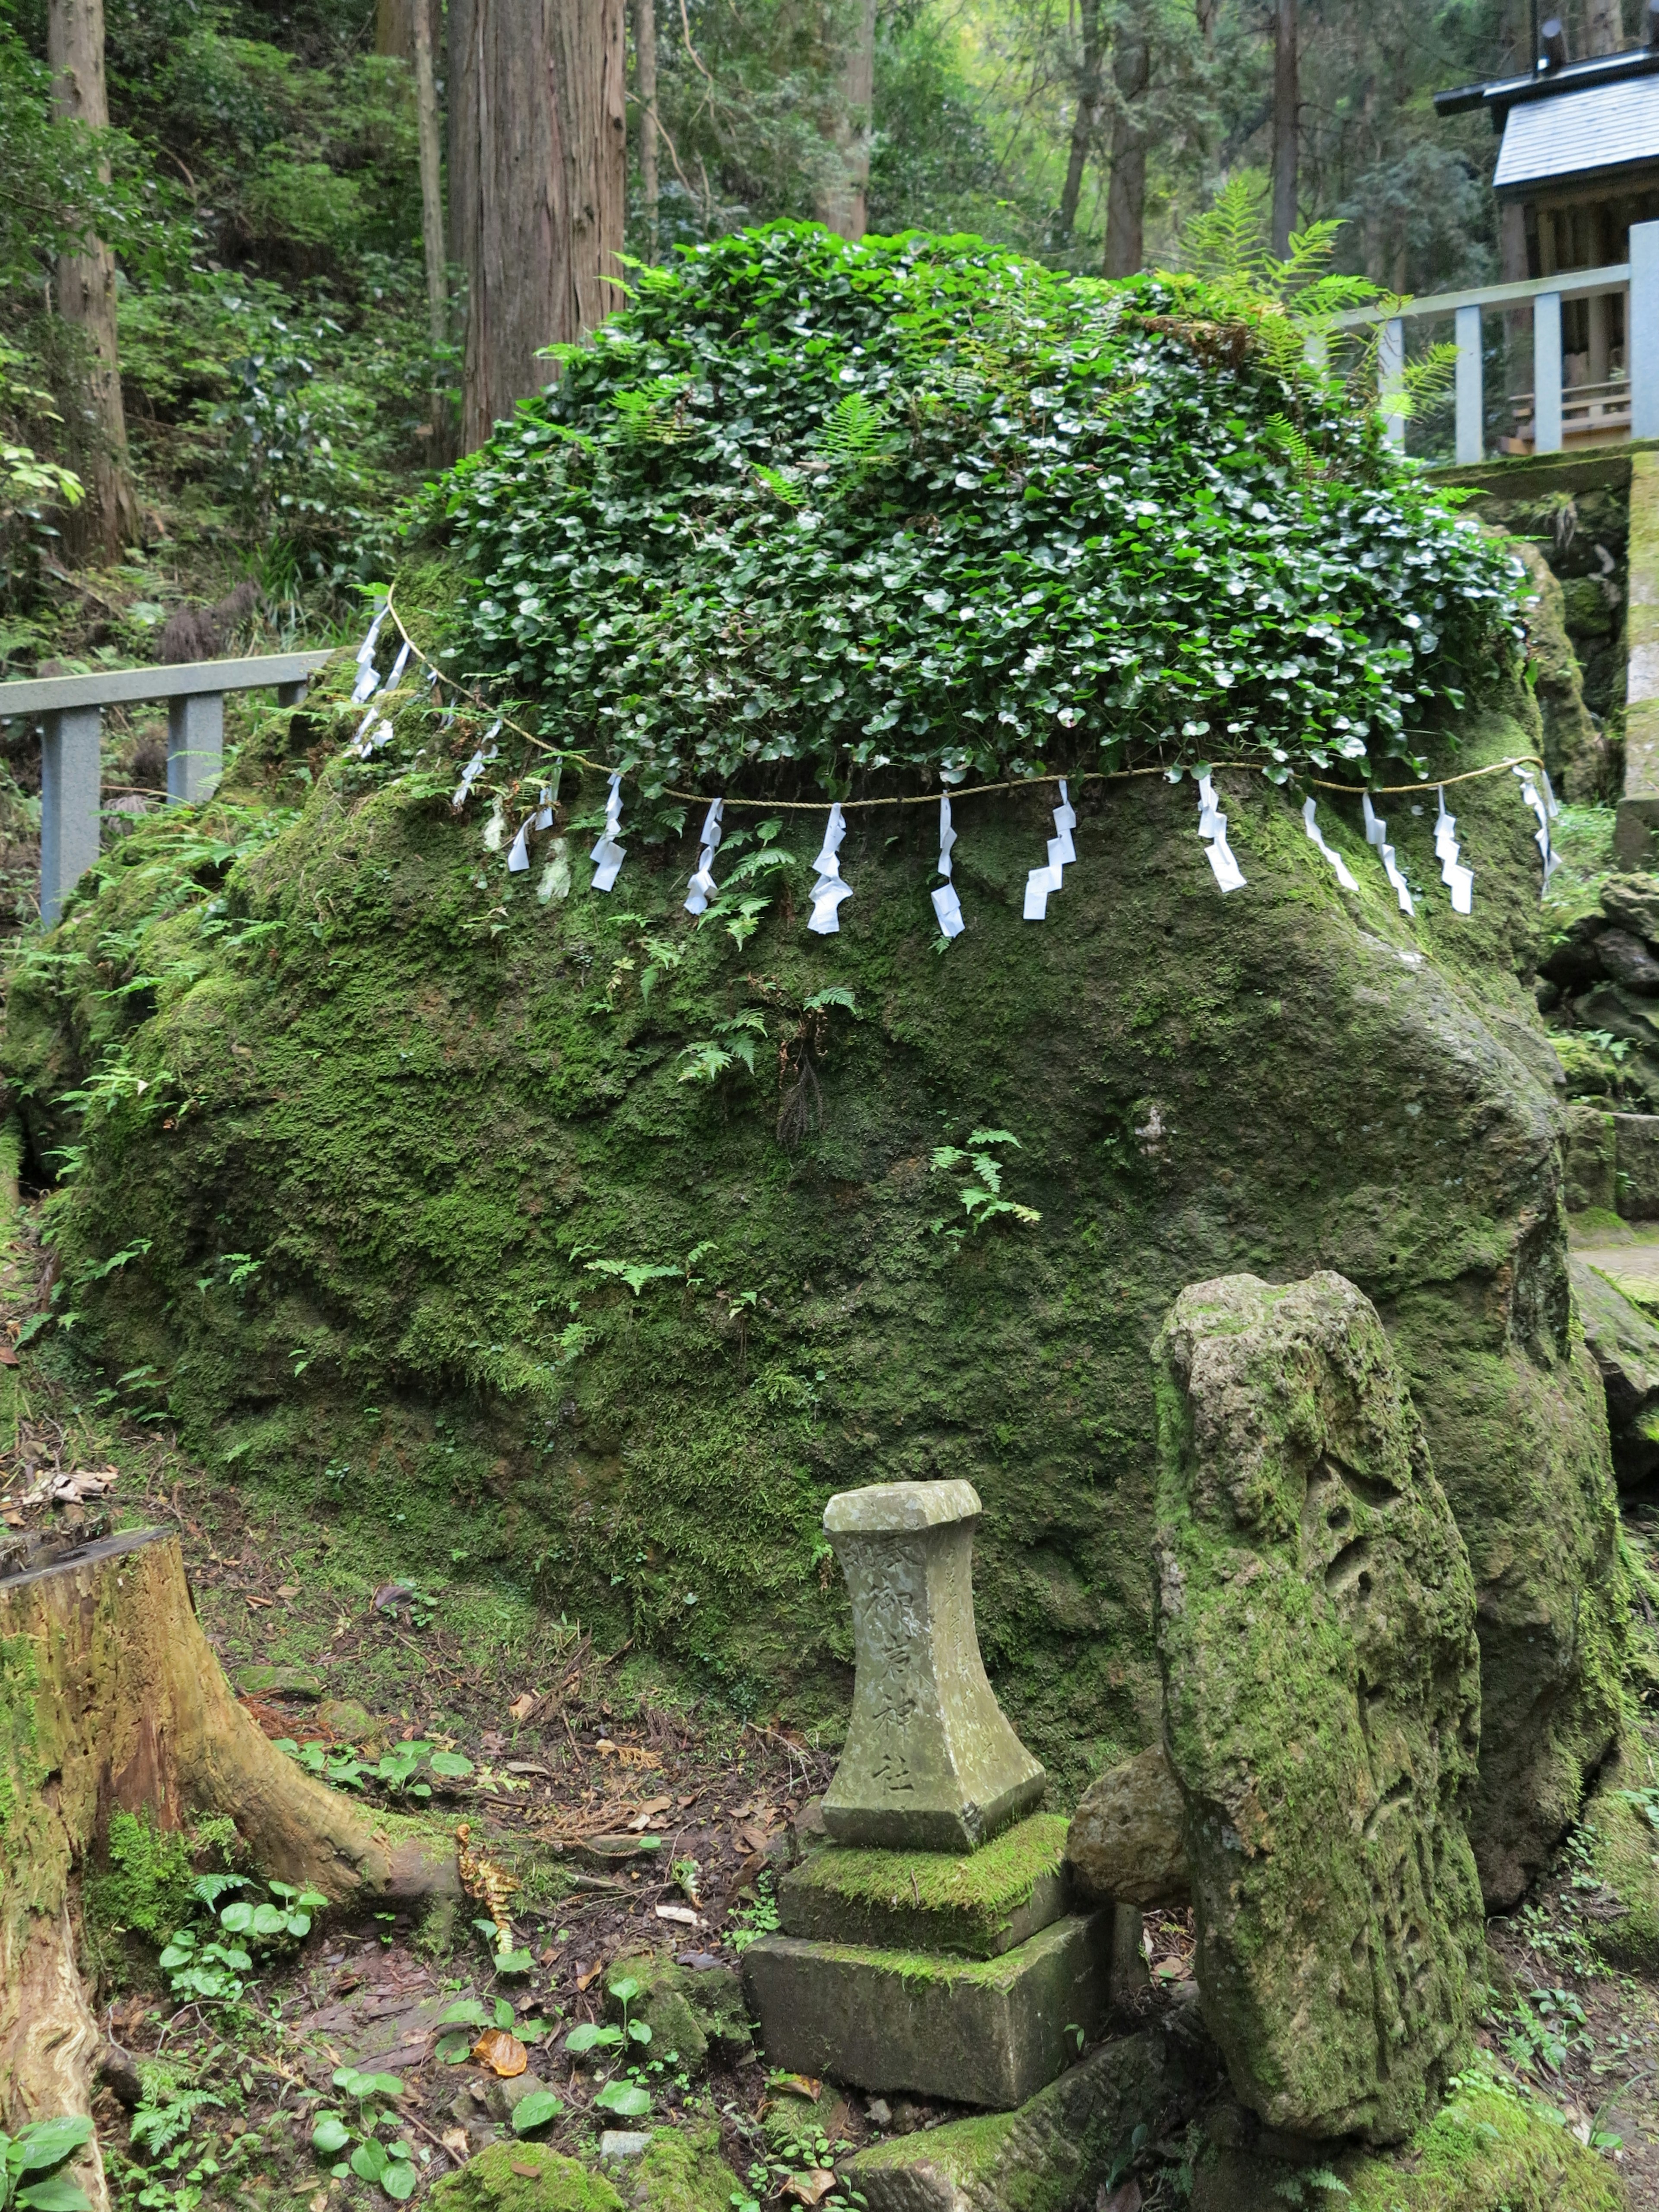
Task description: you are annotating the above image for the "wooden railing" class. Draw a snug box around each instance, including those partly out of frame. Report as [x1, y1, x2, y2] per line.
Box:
[1330, 219, 1659, 464]
[0, 652, 333, 924]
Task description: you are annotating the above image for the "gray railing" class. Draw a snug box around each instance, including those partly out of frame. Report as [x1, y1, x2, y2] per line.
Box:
[1332, 218, 1659, 464]
[0, 651, 333, 924]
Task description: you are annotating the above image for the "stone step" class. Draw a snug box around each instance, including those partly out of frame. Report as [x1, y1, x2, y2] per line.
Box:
[779, 1812, 1070, 1958]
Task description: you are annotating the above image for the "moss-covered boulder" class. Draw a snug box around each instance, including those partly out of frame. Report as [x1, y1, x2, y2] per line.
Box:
[1066, 1743, 1189, 1908]
[1154, 1271, 1484, 2142]
[602, 1949, 752, 2075]
[615, 2126, 743, 2212]
[0, 686, 1623, 1891]
[1580, 1752, 1659, 1971]
[428, 2143, 624, 2212]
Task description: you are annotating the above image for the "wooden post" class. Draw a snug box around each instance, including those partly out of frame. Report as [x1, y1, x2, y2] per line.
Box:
[39, 706, 101, 927]
[1455, 302, 1483, 464]
[166, 690, 223, 804]
[1535, 288, 1564, 452]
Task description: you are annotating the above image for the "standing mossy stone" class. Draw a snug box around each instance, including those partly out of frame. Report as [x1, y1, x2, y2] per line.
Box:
[614, 2125, 743, 2212]
[779, 1811, 1069, 1956]
[1154, 1271, 1486, 2143]
[1579, 1752, 1659, 1972]
[820, 1481, 1045, 1852]
[602, 1949, 752, 2075]
[428, 2143, 625, 2212]
[1570, 1259, 1659, 1490]
[1066, 1744, 1189, 1909]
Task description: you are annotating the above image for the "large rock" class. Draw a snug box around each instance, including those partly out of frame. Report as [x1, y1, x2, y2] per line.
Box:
[1154, 1271, 1485, 2143]
[5, 683, 1623, 1895]
[1066, 1744, 1189, 1907]
[1570, 1257, 1659, 1489]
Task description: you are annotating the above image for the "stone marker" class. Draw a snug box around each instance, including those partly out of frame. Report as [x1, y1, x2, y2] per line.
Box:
[742, 1911, 1112, 2109]
[1067, 1742, 1190, 1909]
[1154, 1271, 1485, 2144]
[820, 1479, 1046, 1851]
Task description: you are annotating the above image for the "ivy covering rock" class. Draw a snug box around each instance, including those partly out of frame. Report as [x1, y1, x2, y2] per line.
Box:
[431, 223, 1522, 793]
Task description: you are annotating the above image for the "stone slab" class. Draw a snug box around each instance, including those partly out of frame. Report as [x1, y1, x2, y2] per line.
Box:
[742, 1910, 1112, 2109]
[778, 1813, 1069, 1958]
[841, 2011, 1216, 2212]
[821, 1480, 1045, 1852]
[1616, 1111, 1659, 1218]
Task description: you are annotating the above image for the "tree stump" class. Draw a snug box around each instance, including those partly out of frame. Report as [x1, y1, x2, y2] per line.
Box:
[0, 1527, 454, 2206]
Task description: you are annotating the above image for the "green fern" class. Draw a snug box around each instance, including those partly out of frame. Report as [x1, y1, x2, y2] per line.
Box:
[816, 391, 901, 482]
[611, 375, 693, 445]
[130, 2089, 225, 2158]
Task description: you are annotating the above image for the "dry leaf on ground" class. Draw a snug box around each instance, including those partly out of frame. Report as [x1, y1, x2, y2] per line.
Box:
[470, 2028, 528, 2076]
[770, 2075, 821, 2100]
[780, 2171, 836, 2205]
[440, 2129, 469, 2159]
[1098, 2183, 1142, 2212]
[509, 1692, 537, 1723]
[655, 1904, 701, 1928]
[575, 1961, 603, 1991]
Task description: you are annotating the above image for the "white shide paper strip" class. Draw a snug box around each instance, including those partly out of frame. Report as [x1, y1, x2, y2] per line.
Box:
[1513, 764, 1558, 890]
[451, 720, 501, 810]
[346, 640, 413, 756]
[1023, 778, 1077, 920]
[1195, 772, 1246, 893]
[1301, 797, 1359, 893]
[507, 820, 531, 871]
[1434, 786, 1474, 915]
[684, 797, 725, 915]
[1361, 791, 1415, 915]
[350, 607, 391, 705]
[590, 771, 627, 892]
[931, 793, 964, 938]
[807, 804, 852, 934]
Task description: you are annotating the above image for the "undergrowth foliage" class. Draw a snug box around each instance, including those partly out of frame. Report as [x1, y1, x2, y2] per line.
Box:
[429, 222, 1521, 795]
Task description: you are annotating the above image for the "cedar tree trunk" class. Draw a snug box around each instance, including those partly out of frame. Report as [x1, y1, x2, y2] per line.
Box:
[633, 0, 660, 261]
[449, 0, 627, 454]
[46, 0, 138, 563]
[1270, 0, 1299, 260]
[1055, 0, 1105, 249]
[818, 0, 877, 241]
[1103, 22, 1150, 280]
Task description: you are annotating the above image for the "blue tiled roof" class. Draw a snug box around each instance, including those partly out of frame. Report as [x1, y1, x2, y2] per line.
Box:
[1496, 72, 1659, 188]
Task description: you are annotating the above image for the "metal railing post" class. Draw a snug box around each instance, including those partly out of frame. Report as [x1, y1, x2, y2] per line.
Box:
[39, 706, 102, 927]
[1632, 220, 1659, 439]
[1455, 302, 1483, 464]
[167, 690, 224, 804]
[1534, 290, 1564, 453]
[1379, 317, 1407, 451]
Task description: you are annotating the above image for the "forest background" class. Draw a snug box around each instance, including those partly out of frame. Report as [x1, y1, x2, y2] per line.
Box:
[0, 0, 1612, 697]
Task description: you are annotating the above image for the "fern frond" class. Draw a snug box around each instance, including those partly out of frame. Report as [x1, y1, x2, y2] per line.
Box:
[816, 391, 902, 481]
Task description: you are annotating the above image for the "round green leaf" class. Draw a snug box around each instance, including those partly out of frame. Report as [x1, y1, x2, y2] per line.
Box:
[365, 2073, 406, 2100]
[350, 2139, 388, 2183]
[594, 2081, 651, 2118]
[218, 1901, 253, 1934]
[311, 2116, 351, 2157]
[440, 1999, 491, 2027]
[493, 1948, 533, 1975]
[607, 1976, 642, 2005]
[434, 2033, 474, 2065]
[628, 2020, 652, 2044]
[510, 2090, 564, 2137]
[381, 2159, 418, 2202]
[251, 1902, 289, 1937]
[563, 2023, 603, 2053]
[429, 1751, 474, 1778]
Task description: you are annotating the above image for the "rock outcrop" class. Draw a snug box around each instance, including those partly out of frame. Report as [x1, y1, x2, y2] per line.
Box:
[1153, 1271, 1485, 2143]
[1570, 1256, 1659, 1489]
[1066, 1744, 1189, 1908]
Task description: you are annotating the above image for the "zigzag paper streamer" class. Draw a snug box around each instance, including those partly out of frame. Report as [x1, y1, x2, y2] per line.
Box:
[931, 794, 963, 938]
[506, 820, 531, 872]
[590, 771, 627, 893]
[451, 721, 500, 810]
[1361, 792, 1414, 915]
[1195, 772, 1246, 893]
[1302, 797, 1359, 893]
[1024, 778, 1077, 920]
[350, 607, 391, 705]
[685, 798, 725, 915]
[534, 782, 556, 831]
[1434, 786, 1474, 915]
[1513, 764, 1558, 890]
[808, 804, 852, 934]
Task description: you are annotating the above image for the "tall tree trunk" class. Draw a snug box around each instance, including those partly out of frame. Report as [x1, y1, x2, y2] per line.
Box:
[450, 0, 627, 455]
[633, 0, 660, 260]
[1103, 22, 1150, 280]
[412, 0, 447, 355]
[1584, 0, 1623, 53]
[47, 0, 137, 563]
[376, 0, 414, 60]
[1271, 0, 1299, 259]
[818, 0, 877, 241]
[1195, 0, 1218, 54]
[1055, 0, 1106, 249]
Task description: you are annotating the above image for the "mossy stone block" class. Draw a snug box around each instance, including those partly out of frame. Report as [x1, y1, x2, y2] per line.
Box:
[778, 1812, 1069, 1956]
[742, 1909, 1112, 2109]
[233, 1662, 324, 1700]
[428, 2142, 625, 2212]
[617, 2125, 742, 2212]
[1582, 1761, 1659, 1971]
[1156, 1272, 1486, 2144]
[604, 1948, 752, 2075]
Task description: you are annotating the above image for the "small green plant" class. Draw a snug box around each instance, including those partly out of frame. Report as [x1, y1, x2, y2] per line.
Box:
[311, 2069, 420, 2202]
[1270, 2171, 1350, 2206]
[928, 1128, 1042, 1240]
[727, 1872, 781, 1955]
[0, 2116, 95, 2212]
[562, 1974, 653, 2118]
[1499, 1986, 1591, 2078]
[433, 1994, 553, 2064]
[157, 1872, 327, 2005]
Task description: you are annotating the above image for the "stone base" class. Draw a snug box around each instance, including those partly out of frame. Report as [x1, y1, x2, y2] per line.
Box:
[742, 1910, 1113, 2109]
[840, 2005, 1217, 2212]
[778, 1813, 1069, 1958]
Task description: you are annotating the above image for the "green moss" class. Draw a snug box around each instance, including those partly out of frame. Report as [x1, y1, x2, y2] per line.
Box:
[1581, 1774, 1659, 1970]
[627, 2123, 742, 2212]
[0, 1631, 40, 1860]
[85, 1810, 200, 1945]
[1341, 2079, 1626, 2212]
[780, 1812, 1068, 1955]
[426, 2143, 624, 2212]
[603, 1950, 752, 2078]
[845, 2109, 1015, 2186]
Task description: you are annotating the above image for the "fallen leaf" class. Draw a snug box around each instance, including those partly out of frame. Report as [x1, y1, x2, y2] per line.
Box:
[575, 1962, 603, 1991]
[655, 1903, 702, 1928]
[0, 1347, 18, 1367]
[480, 1730, 508, 1756]
[246, 1595, 273, 1611]
[48, 1468, 118, 1502]
[310, 2193, 329, 2212]
[511, 2163, 541, 2179]
[770, 2074, 821, 2101]
[538, 1945, 559, 1966]
[509, 1692, 537, 1723]
[736, 1822, 775, 1854]
[441, 2130, 469, 2160]
[626, 1796, 673, 1831]
[276, 1583, 299, 1600]
[471, 2028, 528, 2077]
[1099, 2183, 1142, 2212]
[373, 1580, 418, 1612]
[780, 2170, 836, 2205]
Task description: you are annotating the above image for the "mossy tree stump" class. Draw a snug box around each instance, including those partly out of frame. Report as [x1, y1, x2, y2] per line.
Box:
[0, 1527, 453, 2208]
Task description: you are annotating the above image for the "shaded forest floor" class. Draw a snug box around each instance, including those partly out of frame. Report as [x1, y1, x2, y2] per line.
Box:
[2, 1186, 1657, 2209]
